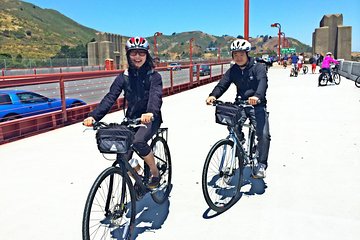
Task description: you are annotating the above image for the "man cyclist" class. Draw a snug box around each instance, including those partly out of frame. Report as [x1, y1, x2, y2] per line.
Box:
[290, 53, 299, 75]
[83, 37, 163, 189]
[206, 39, 271, 178]
[320, 52, 339, 82]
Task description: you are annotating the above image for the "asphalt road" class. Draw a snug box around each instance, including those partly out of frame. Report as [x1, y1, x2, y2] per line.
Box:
[0, 65, 359, 240]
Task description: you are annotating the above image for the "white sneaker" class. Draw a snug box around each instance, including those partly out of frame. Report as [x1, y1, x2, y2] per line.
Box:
[253, 163, 266, 179]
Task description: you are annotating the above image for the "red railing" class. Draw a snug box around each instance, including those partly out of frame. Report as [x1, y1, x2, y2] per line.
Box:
[0, 62, 229, 144]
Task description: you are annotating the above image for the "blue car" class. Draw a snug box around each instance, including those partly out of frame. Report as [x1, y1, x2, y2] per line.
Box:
[0, 89, 86, 122]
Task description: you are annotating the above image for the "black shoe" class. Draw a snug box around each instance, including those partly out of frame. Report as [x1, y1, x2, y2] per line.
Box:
[147, 176, 160, 190]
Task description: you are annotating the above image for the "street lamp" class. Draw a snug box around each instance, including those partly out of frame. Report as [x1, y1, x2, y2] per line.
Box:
[189, 38, 195, 65]
[271, 23, 281, 62]
[153, 32, 162, 62]
[244, 0, 249, 40]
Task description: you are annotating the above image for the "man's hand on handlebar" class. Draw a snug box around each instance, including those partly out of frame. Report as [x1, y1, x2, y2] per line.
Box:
[206, 96, 216, 105]
[83, 116, 95, 127]
[248, 96, 260, 106]
[141, 113, 154, 124]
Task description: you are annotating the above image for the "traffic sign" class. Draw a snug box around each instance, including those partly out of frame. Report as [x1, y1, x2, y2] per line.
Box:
[281, 48, 296, 54]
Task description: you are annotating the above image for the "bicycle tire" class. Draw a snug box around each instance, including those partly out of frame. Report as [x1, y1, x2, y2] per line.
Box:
[202, 139, 243, 212]
[82, 167, 136, 240]
[333, 72, 341, 85]
[150, 136, 172, 204]
[318, 73, 328, 86]
[303, 65, 308, 74]
[355, 76, 360, 88]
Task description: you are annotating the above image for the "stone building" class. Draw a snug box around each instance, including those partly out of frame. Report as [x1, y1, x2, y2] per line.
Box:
[87, 32, 128, 69]
[312, 14, 352, 60]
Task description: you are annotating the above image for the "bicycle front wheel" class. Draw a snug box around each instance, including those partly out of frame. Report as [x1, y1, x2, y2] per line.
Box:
[150, 136, 172, 204]
[332, 72, 341, 85]
[82, 167, 136, 240]
[202, 139, 243, 212]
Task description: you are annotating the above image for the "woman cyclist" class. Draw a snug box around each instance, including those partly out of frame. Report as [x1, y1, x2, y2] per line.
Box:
[206, 39, 271, 178]
[320, 52, 339, 82]
[83, 37, 163, 189]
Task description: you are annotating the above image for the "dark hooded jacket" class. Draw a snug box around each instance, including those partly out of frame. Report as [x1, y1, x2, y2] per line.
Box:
[89, 66, 162, 122]
[209, 57, 268, 106]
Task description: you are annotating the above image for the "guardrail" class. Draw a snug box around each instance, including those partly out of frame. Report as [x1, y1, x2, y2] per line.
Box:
[0, 62, 229, 144]
[338, 60, 360, 81]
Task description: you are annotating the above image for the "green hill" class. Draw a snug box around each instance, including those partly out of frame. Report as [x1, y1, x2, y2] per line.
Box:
[0, 0, 97, 58]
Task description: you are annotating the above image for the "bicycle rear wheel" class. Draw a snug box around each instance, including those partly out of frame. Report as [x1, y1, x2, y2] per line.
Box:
[332, 72, 341, 85]
[150, 136, 172, 204]
[82, 167, 136, 240]
[303, 65, 308, 74]
[202, 139, 243, 212]
[318, 73, 328, 86]
[355, 76, 360, 88]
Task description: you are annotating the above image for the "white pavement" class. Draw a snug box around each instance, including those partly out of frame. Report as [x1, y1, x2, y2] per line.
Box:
[1, 66, 360, 240]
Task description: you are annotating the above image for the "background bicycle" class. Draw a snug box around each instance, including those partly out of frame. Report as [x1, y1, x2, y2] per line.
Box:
[355, 76, 360, 88]
[82, 118, 172, 240]
[202, 99, 259, 213]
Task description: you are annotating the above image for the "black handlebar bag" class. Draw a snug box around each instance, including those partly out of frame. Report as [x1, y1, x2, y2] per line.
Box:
[215, 103, 242, 127]
[96, 124, 134, 154]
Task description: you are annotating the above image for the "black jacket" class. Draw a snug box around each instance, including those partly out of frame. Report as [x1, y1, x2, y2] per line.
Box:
[90, 68, 163, 122]
[210, 57, 268, 106]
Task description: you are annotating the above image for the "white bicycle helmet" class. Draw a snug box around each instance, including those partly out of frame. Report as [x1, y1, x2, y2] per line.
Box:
[230, 39, 251, 52]
[326, 52, 332, 55]
[125, 37, 149, 52]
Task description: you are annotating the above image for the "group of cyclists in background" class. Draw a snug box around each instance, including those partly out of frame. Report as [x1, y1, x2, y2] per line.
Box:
[281, 52, 340, 85]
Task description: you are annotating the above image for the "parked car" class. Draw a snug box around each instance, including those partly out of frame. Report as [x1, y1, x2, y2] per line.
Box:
[193, 64, 211, 76]
[167, 62, 182, 71]
[0, 90, 86, 122]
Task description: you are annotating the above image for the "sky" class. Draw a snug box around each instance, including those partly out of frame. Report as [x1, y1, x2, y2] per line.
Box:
[23, 0, 360, 51]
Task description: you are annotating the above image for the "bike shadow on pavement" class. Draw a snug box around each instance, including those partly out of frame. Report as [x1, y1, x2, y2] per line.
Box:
[131, 185, 172, 239]
[203, 167, 267, 218]
[240, 166, 267, 196]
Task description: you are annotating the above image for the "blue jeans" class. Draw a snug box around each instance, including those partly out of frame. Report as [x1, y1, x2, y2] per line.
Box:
[254, 106, 271, 168]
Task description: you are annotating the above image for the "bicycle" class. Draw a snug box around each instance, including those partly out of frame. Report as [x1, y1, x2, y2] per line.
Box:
[355, 76, 360, 88]
[290, 63, 298, 77]
[302, 65, 309, 74]
[202, 99, 259, 212]
[318, 64, 341, 86]
[82, 118, 172, 240]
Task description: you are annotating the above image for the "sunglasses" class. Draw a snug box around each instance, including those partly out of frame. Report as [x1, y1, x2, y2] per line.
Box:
[129, 50, 147, 57]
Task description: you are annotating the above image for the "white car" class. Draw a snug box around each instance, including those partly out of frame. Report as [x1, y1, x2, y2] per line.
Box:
[167, 62, 181, 71]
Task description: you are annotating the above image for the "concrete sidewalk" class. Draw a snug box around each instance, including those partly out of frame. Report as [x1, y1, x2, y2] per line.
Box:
[0, 67, 359, 239]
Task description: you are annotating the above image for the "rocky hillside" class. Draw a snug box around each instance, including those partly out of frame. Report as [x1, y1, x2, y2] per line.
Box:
[147, 31, 312, 60]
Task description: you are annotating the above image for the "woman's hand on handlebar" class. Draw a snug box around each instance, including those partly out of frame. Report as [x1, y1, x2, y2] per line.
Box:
[83, 117, 95, 127]
[248, 96, 260, 106]
[206, 96, 216, 105]
[141, 113, 154, 124]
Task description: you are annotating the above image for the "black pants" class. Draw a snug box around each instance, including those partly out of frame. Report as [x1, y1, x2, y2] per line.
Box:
[130, 117, 161, 158]
[254, 106, 271, 168]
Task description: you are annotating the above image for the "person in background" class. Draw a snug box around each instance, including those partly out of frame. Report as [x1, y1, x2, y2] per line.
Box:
[320, 52, 339, 82]
[309, 55, 317, 74]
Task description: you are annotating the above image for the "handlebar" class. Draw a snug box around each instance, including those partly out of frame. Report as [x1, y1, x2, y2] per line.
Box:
[84, 117, 153, 130]
[212, 98, 261, 107]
